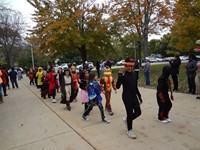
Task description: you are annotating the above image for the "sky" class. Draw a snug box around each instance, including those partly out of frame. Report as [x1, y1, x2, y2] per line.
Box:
[4, 0, 161, 40]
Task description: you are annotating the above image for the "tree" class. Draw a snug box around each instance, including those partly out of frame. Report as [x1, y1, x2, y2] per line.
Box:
[27, 0, 114, 66]
[171, 0, 200, 51]
[0, 5, 25, 67]
[109, 0, 173, 60]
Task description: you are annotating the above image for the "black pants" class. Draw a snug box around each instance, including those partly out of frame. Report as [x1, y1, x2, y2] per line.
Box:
[187, 75, 196, 94]
[123, 100, 141, 131]
[171, 74, 178, 90]
[2, 84, 7, 95]
[83, 98, 105, 120]
[157, 93, 172, 120]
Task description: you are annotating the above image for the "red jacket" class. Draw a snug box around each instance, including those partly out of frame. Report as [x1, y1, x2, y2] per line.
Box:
[0, 69, 7, 84]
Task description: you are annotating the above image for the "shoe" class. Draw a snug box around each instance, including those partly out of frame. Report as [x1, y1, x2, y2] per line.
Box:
[109, 111, 114, 116]
[102, 118, 110, 124]
[52, 99, 57, 103]
[166, 118, 172, 123]
[4, 94, 8, 96]
[73, 99, 77, 102]
[0, 100, 4, 104]
[158, 119, 168, 124]
[82, 115, 89, 121]
[196, 96, 200, 99]
[127, 130, 137, 139]
[122, 117, 127, 128]
[67, 106, 71, 111]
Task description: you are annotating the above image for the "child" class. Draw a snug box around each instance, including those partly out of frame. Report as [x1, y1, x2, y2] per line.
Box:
[70, 65, 79, 102]
[60, 68, 72, 111]
[79, 70, 89, 111]
[82, 72, 110, 123]
[29, 68, 35, 85]
[116, 57, 143, 139]
[48, 66, 57, 103]
[100, 66, 117, 115]
[41, 71, 49, 99]
[156, 65, 174, 123]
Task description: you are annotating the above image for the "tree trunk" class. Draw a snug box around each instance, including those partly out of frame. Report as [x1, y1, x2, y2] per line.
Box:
[78, 44, 87, 69]
[143, 0, 150, 58]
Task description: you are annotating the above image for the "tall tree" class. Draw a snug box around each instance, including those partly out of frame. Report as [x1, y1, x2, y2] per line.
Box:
[171, 0, 200, 51]
[27, 0, 113, 65]
[109, 0, 173, 59]
[0, 5, 25, 67]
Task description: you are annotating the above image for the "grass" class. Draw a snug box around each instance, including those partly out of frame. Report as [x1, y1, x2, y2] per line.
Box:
[103, 62, 199, 95]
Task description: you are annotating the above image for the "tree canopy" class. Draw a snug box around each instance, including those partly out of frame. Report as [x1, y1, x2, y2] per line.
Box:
[171, 0, 200, 51]
[27, 0, 115, 64]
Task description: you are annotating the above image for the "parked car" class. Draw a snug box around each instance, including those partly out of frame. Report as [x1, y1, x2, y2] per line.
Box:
[76, 62, 94, 70]
[116, 59, 125, 66]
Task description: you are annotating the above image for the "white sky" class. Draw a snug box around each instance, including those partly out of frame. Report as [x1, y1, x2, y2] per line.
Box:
[5, 0, 161, 40]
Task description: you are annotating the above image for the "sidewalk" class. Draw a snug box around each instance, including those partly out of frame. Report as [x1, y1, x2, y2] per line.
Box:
[0, 77, 200, 150]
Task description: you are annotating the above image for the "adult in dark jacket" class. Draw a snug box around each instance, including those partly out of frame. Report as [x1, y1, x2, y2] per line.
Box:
[9, 67, 18, 88]
[116, 57, 143, 139]
[186, 54, 197, 94]
[169, 55, 181, 91]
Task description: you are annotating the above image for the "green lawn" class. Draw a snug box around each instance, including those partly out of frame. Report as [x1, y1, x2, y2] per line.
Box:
[105, 62, 199, 94]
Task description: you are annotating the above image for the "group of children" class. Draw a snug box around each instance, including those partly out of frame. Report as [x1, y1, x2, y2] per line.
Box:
[28, 58, 174, 139]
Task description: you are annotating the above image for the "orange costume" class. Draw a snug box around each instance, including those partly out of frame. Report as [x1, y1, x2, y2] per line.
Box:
[70, 65, 79, 102]
[100, 67, 117, 115]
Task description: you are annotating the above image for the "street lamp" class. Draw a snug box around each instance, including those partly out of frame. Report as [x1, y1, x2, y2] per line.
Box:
[30, 44, 34, 68]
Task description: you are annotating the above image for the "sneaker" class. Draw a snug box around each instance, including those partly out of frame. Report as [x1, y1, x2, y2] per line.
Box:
[52, 99, 57, 103]
[82, 115, 89, 121]
[127, 130, 137, 139]
[102, 118, 110, 124]
[158, 119, 168, 124]
[166, 118, 172, 123]
[73, 99, 77, 102]
[109, 111, 114, 116]
[122, 117, 127, 127]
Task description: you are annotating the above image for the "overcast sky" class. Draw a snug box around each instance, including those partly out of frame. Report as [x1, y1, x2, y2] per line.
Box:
[5, 0, 161, 39]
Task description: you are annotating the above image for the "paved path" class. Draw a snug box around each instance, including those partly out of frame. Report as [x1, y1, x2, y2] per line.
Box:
[0, 77, 200, 150]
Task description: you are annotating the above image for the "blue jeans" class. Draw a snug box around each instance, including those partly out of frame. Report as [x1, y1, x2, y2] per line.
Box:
[144, 71, 150, 86]
[0, 84, 2, 98]
[11, 78, 18, 88]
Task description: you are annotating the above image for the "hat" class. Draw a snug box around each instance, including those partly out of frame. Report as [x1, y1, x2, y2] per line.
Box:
[38, 67, 42, 70]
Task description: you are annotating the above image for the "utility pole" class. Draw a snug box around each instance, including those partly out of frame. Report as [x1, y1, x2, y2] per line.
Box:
[31, 44, 34, 68]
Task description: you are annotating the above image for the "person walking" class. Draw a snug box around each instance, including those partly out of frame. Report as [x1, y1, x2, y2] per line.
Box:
[116, 57, 143, 139]
[156, 66, 174, 123]
[9, 67, 18, 89]
[169, 54, 181, 91]
[48, 66, 57, 103]
[0, 70, 4, 104]
[35, 67, 43, 89]
[186, 54, 197, 94]
[100, 66, 117, 116]
[79, 70, 89, 112]
[0, 66, 8, 96]
[28, 68, 35, 85]
[82, 72, 110, 123]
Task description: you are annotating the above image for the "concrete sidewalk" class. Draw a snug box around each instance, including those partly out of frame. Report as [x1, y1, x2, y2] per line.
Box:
[0, 77, 200, 150]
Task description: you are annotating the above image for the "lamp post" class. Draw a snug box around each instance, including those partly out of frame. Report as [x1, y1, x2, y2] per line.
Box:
[30, 44, 34, 68]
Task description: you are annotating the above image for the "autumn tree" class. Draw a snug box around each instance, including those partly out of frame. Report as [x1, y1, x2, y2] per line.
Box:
[171, 0, 200, 51]
[108, 0, 173, 60]
[27, 0, 114, 66]
[0, 5, 25, 67]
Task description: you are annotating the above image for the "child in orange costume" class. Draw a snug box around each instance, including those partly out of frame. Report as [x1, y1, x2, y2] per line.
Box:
[100, 66, 117, 115]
